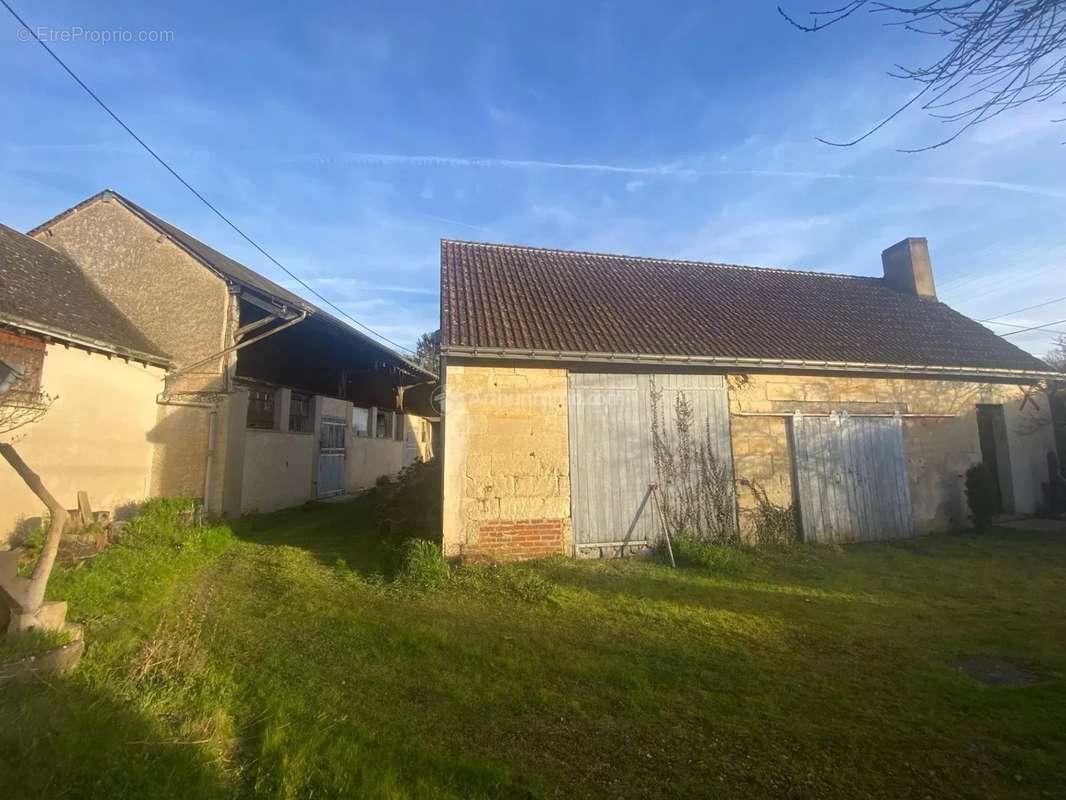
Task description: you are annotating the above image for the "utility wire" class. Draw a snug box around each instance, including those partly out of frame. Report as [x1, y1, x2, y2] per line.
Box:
[2, 0, 417, 358]
[940, 264, 1062, 307]
[998, 318, 1066, 338]
[979, 319, 1066, 336]
[980, 294, 1066, 322]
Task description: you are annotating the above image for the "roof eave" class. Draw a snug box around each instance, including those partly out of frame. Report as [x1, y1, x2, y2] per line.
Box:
[0, 313, 173, 369]
[441, 345, 1062, 382]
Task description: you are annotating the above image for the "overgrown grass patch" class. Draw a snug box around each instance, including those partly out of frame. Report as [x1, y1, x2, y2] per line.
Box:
[0, 627, 73, 665]
[2, 497, 1065, 799]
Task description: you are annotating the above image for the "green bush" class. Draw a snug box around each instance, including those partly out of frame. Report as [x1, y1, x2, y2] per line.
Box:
[398, 538, 450, 590]
[965, 463, 998, 532]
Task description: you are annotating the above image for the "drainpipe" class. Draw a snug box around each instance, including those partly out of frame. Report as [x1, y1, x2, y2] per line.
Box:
[153, 309, 306, 515]
[152, 394, 219, 514]
[202, 405, 217, 516]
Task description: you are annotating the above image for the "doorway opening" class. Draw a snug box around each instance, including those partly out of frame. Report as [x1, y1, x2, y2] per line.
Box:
[976, 404, 1014, 515]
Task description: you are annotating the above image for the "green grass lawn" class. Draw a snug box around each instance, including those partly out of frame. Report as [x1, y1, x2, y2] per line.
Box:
[2, 490, 1065, 799]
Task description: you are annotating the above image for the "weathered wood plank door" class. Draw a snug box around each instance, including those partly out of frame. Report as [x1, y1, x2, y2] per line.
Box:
[316, 416, 347, 498]
[791, 413, 914, 543]
[567, 373, 731, 555]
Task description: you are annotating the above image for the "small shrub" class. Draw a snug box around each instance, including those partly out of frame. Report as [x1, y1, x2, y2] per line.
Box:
[398, 538, 450, 590]
[965, 463, 998, 532]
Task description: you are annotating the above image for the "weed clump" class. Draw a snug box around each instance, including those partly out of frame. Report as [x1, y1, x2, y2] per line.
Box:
[665, 535, 752, 572]
[398, 538, 450, 590]
[738, 479, 799, 546]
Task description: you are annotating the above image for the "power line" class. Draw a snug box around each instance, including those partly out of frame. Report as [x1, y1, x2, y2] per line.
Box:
[2, 0, 416, 358]
[979, 319, 1066, 336]
[981, 294, 1066, 322]
[999, 318, 1066, 338]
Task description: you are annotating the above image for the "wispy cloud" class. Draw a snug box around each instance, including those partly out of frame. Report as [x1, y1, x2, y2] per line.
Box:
[287, 150, 1066, 199]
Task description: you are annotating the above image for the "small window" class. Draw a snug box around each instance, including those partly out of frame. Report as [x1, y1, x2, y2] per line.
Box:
[375, 409, 393, 439]
[394, 414, 404, 442]
[319, 418, 346, 450]
[247, 388, 276, 429]
[289, 393, 312, 433]
[352, 406, 370, 438]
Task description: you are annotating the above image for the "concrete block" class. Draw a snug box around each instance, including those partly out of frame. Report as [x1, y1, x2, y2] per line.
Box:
[515, 475, 559, 497]
[464, 454, 493, 477]
[497, 496, 546, 519]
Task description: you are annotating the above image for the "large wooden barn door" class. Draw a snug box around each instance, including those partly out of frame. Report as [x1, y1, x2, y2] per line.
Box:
[790, 413, 914, 543]
[567, 373, 731, 556]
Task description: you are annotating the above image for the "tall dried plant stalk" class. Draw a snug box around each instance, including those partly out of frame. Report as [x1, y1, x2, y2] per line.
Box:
[650, 379, 738, 546]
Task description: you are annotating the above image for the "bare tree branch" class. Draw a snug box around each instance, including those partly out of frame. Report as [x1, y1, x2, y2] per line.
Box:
[780, 1, 1066, 150]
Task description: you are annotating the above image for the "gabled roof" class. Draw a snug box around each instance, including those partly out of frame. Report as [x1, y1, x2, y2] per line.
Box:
[440, 240, 1056, 379]
[31, 191, 435, 381]
[0, 223, 170, 366]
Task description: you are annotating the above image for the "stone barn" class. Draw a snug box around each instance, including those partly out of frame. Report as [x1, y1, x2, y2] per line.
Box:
[438, 238, 1061, 560]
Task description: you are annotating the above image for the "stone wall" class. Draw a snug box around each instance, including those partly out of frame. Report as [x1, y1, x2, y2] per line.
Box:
[241, 429, 315, 513]
[32, 196, 232, 389]
[442, 365, 571, 560]
[33, 194, 238, 505]
[726, 373, 1056, 536]
[443, 365, 1057, 559]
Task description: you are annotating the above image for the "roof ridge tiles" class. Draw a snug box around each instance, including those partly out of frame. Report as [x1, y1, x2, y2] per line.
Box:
[441, 238, 876, 281]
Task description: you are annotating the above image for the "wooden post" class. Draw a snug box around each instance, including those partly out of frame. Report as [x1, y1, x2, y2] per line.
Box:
[0, 443, 66, 616]
[77, 490, 93, 528]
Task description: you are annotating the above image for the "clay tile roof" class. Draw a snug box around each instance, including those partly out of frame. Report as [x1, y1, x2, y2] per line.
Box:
[440, 239, 1051, 375]
[0, 223, 170, 365]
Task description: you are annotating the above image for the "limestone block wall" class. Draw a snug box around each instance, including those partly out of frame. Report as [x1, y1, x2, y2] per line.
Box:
[442, 365, 571, 560]
[726, 374, 1056, 535]
[33, 196, 232, 390]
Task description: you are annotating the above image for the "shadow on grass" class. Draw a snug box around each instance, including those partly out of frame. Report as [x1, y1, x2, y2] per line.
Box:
[0, 677, 227, 800]
[229, 492, 411, 578]
[230, 461, 444, 580]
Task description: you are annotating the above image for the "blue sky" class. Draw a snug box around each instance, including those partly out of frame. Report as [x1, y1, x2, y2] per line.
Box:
[2, 1, 1064, 356]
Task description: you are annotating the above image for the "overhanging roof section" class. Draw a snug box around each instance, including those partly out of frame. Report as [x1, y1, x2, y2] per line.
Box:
[441, 239, 1057, 380]
[31, 190, 435, 382]
[0, 223, 171, 367]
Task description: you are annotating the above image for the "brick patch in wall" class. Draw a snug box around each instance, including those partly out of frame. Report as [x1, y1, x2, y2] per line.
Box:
[467, 518, 565, 561]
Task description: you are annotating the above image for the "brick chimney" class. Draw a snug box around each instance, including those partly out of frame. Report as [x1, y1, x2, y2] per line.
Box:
[881, 237, 936, 299]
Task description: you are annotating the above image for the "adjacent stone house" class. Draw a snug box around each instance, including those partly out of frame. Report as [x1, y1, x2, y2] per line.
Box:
[439, 238, 1062, 560]
[0, 224, 171, 543]
[1, 190, 436, 539]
